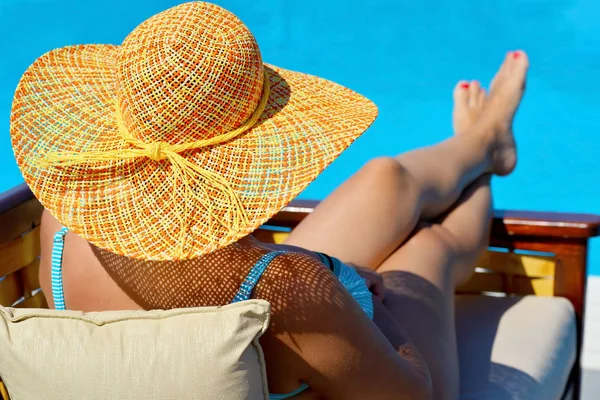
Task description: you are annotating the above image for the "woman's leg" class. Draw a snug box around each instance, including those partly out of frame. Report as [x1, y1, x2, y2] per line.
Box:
[369, 75, 496, 399]
[375, 174, 492, 400]
[285, 51, 528, 270]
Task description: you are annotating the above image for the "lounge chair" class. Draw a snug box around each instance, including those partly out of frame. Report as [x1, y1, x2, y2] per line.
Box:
[1, 183, 598, 400]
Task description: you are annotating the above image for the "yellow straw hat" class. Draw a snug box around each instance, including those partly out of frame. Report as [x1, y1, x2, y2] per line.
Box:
[10, 1, 378, 261]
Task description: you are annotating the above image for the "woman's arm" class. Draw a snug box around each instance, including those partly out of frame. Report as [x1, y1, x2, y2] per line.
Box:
[255, 252, 431, 400]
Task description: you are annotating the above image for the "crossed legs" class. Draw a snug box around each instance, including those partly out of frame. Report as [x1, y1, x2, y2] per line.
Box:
[285, 51, 529, 398]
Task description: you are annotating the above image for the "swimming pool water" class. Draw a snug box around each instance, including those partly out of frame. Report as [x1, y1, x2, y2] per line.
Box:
[1, 0, 599, 273]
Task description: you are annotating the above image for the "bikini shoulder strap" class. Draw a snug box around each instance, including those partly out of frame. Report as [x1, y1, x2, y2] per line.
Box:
[51, 227, 69, 310]
[231, 251, 286, 303]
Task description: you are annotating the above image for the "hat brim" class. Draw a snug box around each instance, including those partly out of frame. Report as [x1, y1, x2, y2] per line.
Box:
[11, 44, 378, 260]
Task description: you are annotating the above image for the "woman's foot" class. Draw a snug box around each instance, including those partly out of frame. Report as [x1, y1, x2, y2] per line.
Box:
[452, 80, 487, 135]
[477, 50, 529, 176]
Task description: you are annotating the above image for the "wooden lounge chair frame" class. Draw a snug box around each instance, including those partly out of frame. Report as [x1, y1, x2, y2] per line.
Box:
[0, 183, 598, 399]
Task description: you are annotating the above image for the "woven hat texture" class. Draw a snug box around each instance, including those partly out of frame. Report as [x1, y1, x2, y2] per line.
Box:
[10, 1, 378, 260]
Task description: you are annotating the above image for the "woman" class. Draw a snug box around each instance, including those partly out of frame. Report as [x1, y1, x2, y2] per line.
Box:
[12, 2, 528, 399]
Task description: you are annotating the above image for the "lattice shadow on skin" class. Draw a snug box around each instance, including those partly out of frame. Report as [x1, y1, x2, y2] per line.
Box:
[90, 235, 347, 335]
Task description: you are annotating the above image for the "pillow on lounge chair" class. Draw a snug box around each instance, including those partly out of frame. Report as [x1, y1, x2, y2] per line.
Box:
[0, 300, 270, 400]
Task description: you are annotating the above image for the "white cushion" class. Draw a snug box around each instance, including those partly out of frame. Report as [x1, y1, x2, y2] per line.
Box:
[456, 295, 576, 400]
[0, 300, 270, 400]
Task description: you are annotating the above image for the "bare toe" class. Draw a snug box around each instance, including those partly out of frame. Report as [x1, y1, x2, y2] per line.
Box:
[510, 50, 529, 74]
[453, 81, 470, 105]
[468, 81, 480, 106]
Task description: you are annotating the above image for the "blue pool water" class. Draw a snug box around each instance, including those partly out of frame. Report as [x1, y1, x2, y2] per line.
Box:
[1, 0, 599, 273]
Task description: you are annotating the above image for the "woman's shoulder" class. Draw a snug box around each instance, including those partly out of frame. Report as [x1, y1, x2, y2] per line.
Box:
[253, 250, 351, 333]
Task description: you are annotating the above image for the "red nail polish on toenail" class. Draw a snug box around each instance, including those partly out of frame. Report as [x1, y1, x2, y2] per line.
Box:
[513, 51, 520, 59]
[460, 83, 470, 89]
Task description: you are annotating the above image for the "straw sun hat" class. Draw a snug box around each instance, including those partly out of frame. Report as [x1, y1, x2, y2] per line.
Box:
[10, 1, 378, 261]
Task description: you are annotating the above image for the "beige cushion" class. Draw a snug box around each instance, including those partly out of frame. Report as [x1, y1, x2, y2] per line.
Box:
[0, 300, 270, 400]
[456, 295, 576, 400]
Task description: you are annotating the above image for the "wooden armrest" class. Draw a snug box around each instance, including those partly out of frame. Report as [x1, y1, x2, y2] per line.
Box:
[271, 200, 600, 240]
[493, 210, 600, 239]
